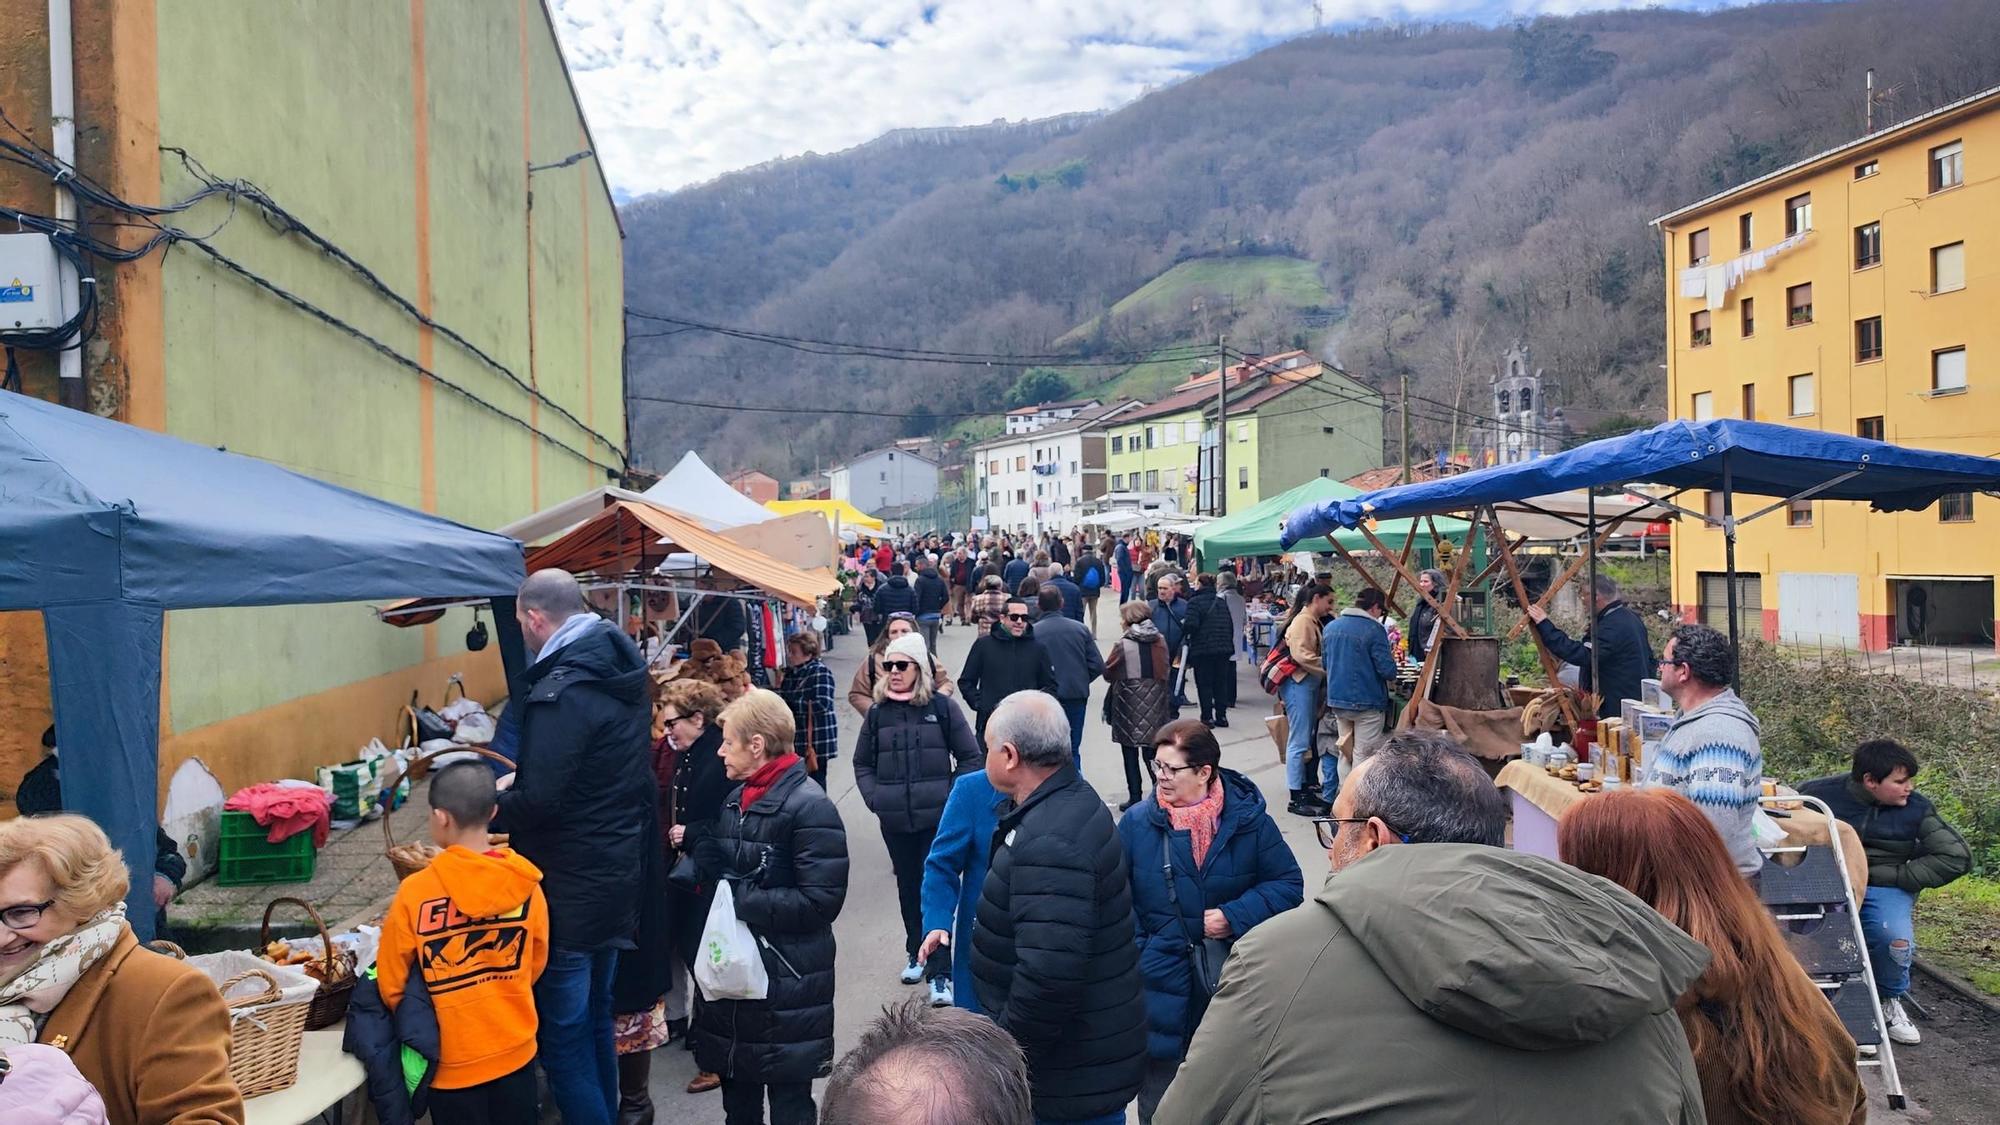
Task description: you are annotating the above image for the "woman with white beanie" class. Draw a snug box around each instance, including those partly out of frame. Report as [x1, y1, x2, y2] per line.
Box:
[851, 632, 982, 1002]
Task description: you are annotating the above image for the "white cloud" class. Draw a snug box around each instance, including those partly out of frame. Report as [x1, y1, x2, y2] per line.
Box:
[549, 0, 1730, 197]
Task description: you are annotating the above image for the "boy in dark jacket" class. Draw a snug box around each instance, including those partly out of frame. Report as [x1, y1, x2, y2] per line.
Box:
[1800, 739, 1970, 1046]
[958, 598, 1059, 740]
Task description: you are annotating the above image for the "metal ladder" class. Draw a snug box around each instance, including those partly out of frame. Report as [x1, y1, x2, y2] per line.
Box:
[1757, 793, 1906, 1110]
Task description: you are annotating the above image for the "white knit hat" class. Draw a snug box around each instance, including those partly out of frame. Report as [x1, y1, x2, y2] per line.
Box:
[885, 632, 930, 666]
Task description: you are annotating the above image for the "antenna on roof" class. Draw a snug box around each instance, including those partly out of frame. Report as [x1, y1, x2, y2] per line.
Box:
[1313, 0, 1323, 29]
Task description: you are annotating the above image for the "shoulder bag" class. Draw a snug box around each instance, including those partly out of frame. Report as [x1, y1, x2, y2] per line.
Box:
[1161, 835, 1229, 997]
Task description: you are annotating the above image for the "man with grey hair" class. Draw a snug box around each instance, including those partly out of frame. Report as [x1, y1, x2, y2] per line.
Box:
[954, 692, 1146, 1124]
[1524, 572, 1654, 719]
[1157, 731, 1708, 1125]
[493, 568, 656, 1125]
[821, 997, 1033, 1125]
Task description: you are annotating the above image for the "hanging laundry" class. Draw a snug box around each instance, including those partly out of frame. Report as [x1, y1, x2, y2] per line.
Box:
[1705, 264, 1727, 311]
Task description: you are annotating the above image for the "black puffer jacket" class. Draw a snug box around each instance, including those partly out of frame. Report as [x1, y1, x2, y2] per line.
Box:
[493, 621, 656, 951]
[972, 765, 1147, 1121]
[692, 762, 850, 1084]
[343, 968, 438, 1125]
[1181, 587, 1238, 657]
[854, 693, 981, 835]
[957, 623, 1058, 736]
[669, 723, 732, 964]
[914, 570, 951, 616]
[873, 574, 919, 617]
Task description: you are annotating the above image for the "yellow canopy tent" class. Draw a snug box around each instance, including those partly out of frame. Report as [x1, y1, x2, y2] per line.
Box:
[764, 498, 886, 532]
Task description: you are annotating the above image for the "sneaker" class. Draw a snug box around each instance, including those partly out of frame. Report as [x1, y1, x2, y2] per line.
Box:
[928, 977, 954, 1008]
[900, 959, 924, 985]
[1885, 998, 1921, 1045]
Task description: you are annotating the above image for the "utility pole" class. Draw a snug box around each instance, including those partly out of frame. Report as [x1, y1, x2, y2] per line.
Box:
[1215, 335, 1228, 518]
[1399, 370, 1411, 484]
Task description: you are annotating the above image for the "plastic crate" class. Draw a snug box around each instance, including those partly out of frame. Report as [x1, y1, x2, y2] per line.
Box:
[217, 811, 317, 886]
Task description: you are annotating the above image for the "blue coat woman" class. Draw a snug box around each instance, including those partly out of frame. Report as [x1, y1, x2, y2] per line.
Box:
[920, 769, 1001, 1013]
[1117, 724, 1302, 1117]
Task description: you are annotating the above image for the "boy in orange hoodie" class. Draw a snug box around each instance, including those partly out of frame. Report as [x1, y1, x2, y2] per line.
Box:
[378, 762, 549, 1125]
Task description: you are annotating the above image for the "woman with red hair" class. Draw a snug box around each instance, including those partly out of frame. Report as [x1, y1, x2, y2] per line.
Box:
[1560, 789, 1865, 1125]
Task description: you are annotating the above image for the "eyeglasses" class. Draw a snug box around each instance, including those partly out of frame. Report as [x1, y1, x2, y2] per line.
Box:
[882, 660, 917, 672]
[0, 900, 55, 930]
[659, 712, 691, 726]
[1657, 658, 1687, 669]
[1310, 817, 1409, 850]
[1150, 760, 1205, 778]
[1003, 613, 1030, 622]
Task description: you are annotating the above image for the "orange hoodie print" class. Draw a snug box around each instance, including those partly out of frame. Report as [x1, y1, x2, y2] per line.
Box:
[377, 845, 549, 1090]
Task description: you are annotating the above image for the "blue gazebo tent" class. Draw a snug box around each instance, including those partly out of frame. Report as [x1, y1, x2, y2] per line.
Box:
[1, 389, 528, 936]
[1281, 418, 2000, 689]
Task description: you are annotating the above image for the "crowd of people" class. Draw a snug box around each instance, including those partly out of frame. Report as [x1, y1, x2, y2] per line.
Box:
[0, 530, 1974, 1125]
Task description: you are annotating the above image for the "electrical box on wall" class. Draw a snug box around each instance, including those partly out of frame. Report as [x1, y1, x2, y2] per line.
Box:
[0, 232, 66, 331]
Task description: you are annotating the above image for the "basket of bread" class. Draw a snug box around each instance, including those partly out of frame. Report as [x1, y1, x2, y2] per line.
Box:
[259, 896, 357, 1030]
[382, 743, 517, 880]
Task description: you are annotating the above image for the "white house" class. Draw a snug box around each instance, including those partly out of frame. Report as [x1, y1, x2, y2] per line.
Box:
[1004, 397, 1102, 436]
[975, 401, 1139, 534]
[828, 446, 939, 516]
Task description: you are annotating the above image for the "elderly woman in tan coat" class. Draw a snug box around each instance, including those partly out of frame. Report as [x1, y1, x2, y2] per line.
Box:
[1, 814, 241, 1125]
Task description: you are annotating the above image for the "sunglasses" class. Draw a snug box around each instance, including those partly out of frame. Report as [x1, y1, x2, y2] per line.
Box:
[1004, 613, 1030, 622]
[882, 660, 918, 672]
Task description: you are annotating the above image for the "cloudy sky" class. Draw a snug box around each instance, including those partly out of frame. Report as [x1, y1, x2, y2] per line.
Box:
[549, 0, 1735, 199]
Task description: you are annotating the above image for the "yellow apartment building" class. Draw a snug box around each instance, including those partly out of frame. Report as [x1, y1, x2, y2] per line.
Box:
[1654, 83, 1999, 651]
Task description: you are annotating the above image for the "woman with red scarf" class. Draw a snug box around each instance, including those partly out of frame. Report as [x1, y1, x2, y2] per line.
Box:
[1116, 719, 1303, 1123]
[690, 689, 849, 1125]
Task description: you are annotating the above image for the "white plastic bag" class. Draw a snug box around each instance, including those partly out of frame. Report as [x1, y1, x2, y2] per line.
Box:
[694, 879, 768, 1002]
[453, 711, 497, 744]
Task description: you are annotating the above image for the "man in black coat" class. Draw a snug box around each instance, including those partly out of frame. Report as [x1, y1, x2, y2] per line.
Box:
[495, 570, 656, 1125]
[957, 597, 1059, 740]
[873, 561, 921, 619]
[945, 691, 1146, 1123]
[914, 561, 951, 652]
[1180, 573, 1240, 727]
[1526, 574, 1655, 719]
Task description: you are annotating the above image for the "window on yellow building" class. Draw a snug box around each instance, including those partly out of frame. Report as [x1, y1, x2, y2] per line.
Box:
[1691, 391, 1713, 421]
[1787, 283, 1813, 326]
[1238, 467, 1249, 490]
[1738, 213, 1754, 251]
[1741, 297, 1755, 337]
[1854, 159, 1878, 179]
[1932, 242, 1965, 293]
[1145, 427, 1156, 450]
[1786, 500, 1812, 528]
[1856, 317, 1884, 363]
[1145, 469, 1159, 491]
[1110, 435, 1123, 455]
[1856, 416, 1884, 442]
[1785, 192, 1812, 235]
[1930, 140, 1963, 193]
[1854, 222, 1881, 269]
[1741, 383, 1757, 419]
[1788, 373, 1815, 416]
[1111, 473, 1123, 491]
[1688, 227, 1711, 265]
[1704, 491, 1724, 522]
[1933, 346, 1967, 394]
[1939, 491, 1974, 523]
[1235, 421, 1249, 442]
[1162, 424, 1179, 447]
[1691, 310, 1712, 348]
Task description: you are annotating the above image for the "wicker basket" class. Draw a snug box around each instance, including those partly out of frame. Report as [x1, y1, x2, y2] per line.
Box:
[182, 955, 316, 1099]
[260, 896, 357, 1030]
[383, 743, 517, 881]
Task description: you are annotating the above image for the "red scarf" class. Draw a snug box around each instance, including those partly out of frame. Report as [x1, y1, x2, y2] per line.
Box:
[740, 752, 801, 810]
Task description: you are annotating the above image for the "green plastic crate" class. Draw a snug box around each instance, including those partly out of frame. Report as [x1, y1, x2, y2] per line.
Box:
[217, 810, 317, 886]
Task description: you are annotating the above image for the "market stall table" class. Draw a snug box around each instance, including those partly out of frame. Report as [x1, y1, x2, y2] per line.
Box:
[1494, 760, 1868, 902]
[241, 1025, 366, 1125]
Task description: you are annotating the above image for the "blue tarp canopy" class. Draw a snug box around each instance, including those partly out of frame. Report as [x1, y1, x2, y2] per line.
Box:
[1194, 476, 1471, 562]
[1, 389, 526, 935]
[1281, 419, 2000, 548]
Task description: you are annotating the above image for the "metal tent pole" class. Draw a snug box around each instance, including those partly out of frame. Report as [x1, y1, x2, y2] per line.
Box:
[1587, 489, 1601, 716]
[1722, 454, 1741, 693]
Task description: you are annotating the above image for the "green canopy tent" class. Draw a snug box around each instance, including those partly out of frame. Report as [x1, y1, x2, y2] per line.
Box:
[1194, 477, 1472, 563]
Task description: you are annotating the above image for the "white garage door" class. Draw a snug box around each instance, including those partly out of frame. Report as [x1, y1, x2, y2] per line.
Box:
[1778, 572, 1860, 646]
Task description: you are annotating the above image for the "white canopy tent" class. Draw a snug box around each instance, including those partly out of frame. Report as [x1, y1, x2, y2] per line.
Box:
[640, 451, 778, 530]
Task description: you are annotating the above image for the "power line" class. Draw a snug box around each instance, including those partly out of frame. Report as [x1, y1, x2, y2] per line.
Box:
[623, 308, 1217, 367]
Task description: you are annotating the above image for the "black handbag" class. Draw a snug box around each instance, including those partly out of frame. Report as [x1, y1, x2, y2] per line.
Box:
[666, 851, 702, 894]
[1161, 835, 1229, 997]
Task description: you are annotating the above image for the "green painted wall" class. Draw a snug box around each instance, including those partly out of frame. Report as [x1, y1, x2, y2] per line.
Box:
[151, 0, 621, 731]
[1254, 375, 1386, 499]
[1105, 410, 1204, 511]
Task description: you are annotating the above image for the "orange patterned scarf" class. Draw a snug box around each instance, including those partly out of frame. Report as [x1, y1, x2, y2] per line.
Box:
[1161, 779, 1225, 868]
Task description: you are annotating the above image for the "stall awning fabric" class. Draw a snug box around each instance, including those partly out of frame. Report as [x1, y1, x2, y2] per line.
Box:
[765, 498, 886, 531]
[1281, 419, 2000, 548]
[1, 388, 525, 940]
[526, 501, 837, 608]
[639, 451, 778, 530]
[1202, 476, 1470, 560]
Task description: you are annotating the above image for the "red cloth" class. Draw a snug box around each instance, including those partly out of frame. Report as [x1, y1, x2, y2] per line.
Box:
[225, 784, 331, 848]
[738, 752, 801, 811]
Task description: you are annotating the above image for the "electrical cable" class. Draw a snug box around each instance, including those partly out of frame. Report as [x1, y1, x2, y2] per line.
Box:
[623, 307, 1219, 367]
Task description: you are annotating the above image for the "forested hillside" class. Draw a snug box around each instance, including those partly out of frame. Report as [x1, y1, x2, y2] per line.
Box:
[622, 0, 2000, 479]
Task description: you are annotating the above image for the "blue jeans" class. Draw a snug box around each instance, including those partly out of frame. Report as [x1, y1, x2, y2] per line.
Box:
[1118, 570, 1135, 603]
[1280, 676, 1336, 802]
[1061, 698, 1087, 757]
[1860, 885, 1916, 999]
[535, 946, 620, 1125]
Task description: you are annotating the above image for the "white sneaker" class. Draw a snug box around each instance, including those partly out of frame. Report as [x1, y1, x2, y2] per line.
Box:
[899, 959, 923, 985]
[1884, 998, 1921, 1045]
[928, 977, 954, 1007]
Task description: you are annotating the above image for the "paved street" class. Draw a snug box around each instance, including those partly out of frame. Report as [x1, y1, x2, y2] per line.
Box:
[647, 605, 1322, 1122]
